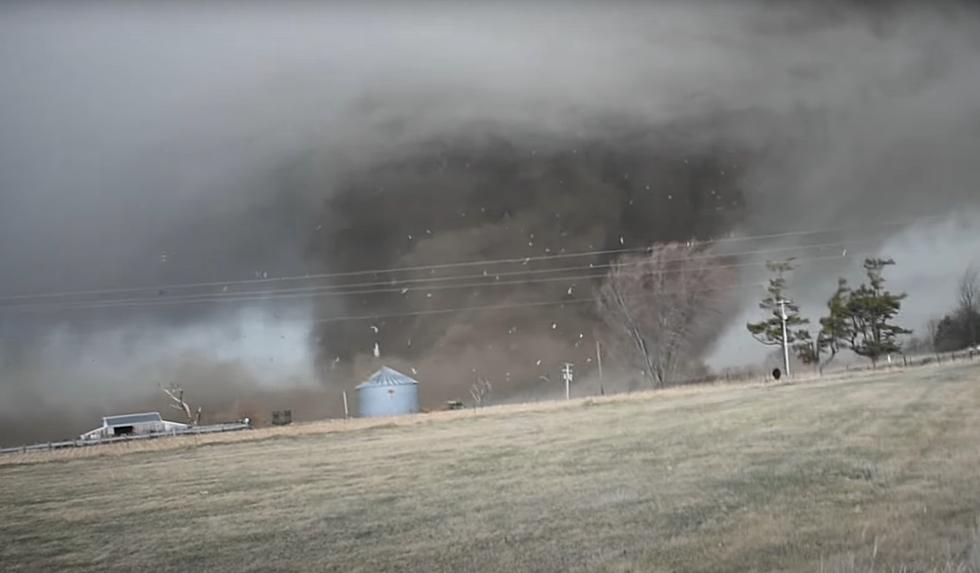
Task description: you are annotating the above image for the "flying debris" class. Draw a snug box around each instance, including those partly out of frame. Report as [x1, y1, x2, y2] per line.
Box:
[7, 0, 980, 451]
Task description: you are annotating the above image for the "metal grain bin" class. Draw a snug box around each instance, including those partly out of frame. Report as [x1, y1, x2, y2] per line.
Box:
[356, 367, 420, 418]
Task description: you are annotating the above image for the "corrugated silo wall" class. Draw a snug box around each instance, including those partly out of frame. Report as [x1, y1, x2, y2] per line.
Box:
[357, 384, 420, 417]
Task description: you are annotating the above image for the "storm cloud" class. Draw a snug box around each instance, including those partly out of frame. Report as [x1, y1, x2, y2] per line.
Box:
[2, 1, 980, 443]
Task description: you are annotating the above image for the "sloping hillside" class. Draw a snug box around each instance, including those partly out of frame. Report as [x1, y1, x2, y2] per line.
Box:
[2, 364, 980, 572]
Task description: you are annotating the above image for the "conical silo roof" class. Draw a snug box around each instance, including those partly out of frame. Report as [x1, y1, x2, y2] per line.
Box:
[356, 366, 419, 389]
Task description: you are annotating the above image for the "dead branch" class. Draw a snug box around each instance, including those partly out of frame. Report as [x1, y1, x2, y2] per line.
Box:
[160, 383, 201, 425]
[470, 378, 492, 408]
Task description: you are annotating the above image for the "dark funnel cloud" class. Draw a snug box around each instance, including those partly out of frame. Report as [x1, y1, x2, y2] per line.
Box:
[309, 128, 750, 398]
[2, 1, 980, 443]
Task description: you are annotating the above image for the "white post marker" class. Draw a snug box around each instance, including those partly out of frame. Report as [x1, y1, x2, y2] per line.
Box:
[562, 363, 574, 400]
[342, 390, 350, 419]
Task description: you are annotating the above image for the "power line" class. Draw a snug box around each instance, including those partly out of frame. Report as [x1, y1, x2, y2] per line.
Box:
[2, 250, 869, 314]
[0, 215, 942, 304]
[311, 281, 772, 324]
[2, 240, 858, 309]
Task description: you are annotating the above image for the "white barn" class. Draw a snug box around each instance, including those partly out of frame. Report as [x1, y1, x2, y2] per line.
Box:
[80, 412, 188, 440]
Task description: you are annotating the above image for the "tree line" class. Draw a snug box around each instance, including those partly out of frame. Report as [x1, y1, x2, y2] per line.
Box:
[596, 241, 975, 388]
[926, 264, 979, 353]
[746, 257, 912, 371]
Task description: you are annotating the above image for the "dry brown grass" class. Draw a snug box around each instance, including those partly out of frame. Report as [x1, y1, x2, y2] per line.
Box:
[821, 520, 980, 572]
[2, 362, 979, 572]
[0, 364, 892, 467]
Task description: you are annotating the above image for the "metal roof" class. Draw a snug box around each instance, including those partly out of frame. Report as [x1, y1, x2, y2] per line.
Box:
[103, 412, 162, 426]
[356, 367, 419, 389]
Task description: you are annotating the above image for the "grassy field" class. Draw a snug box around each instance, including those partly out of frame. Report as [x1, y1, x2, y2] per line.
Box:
[2, 364, 980, 572]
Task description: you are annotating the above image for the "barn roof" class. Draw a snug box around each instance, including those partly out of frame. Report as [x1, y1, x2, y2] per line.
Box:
[103, 412, 162, 426]
[356, 367, 418, 389]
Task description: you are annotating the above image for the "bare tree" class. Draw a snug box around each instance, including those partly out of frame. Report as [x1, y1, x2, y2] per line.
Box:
[470, 378, 492, 408]
[961, 264, 979, 312]
[960, 263, 979, 347]
[160, 382, 203, 425]
[596, 242, 731, 388]
[926, 318, 941, 351]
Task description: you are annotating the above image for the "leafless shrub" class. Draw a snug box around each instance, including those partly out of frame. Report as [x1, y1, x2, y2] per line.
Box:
[470, 378, 492, 408]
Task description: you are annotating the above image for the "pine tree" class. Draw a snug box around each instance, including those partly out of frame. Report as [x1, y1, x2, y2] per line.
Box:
[816, 278, 853, 369]
[841, 258, 911, 366]
[747, 259, 810, 351]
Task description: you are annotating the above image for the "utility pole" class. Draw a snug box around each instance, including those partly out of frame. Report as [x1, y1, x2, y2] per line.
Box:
[561, 363, 574, 400]
[814, 333, 823, 375]
[595, 339, 604, 395]
[779, 299, 791, 378]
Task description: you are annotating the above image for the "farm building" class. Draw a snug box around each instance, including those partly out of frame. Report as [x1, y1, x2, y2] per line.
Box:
[80, 412, 188, 440]
[356, 367, 420, 418]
